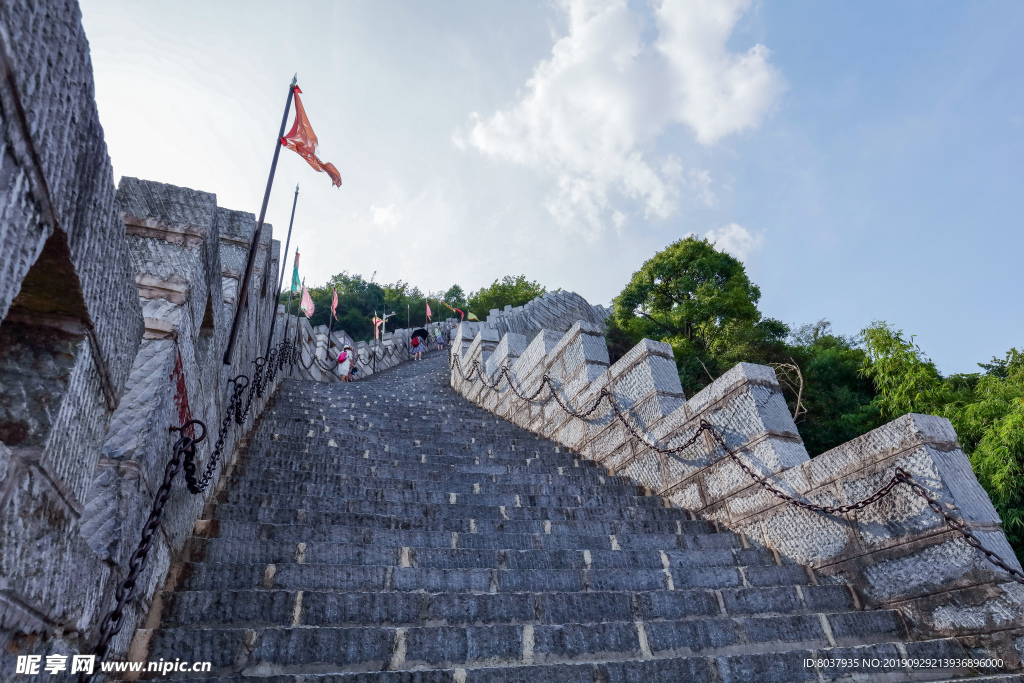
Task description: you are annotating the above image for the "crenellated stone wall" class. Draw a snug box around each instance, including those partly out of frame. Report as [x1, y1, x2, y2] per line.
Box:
[278, 311, 459, 383]
[451, 314, 1024, 662]
[0, 2, 286, 672]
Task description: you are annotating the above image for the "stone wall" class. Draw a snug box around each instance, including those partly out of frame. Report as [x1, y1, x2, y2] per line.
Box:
[278, 311, 459, 382]
[451, 313, 1024, 662]
[0, 2, 286, 673]
[480, 289, 609, 342]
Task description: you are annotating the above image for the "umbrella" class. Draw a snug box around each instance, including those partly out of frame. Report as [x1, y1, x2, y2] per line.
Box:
[412, 328, 429, 340]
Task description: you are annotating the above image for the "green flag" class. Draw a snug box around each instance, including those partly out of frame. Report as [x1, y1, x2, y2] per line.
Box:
[290, 250, 300, 294]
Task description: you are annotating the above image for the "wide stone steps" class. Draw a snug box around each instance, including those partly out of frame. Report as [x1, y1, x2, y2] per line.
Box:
[184, 538, 764, 569]
[212, 491, 676, 516]
[201, 509, 721, 537]
[187, 668, 1022, 683]
[139, 354, 1006, 681]
[229, 470, 640, 497]
[206, 497, 701, 523]
[173, 562, 812, 594]
[157, 585, 860, 628]
[232, 461, 614, 484]
[197, 524, 775, 554]
[147, 609, 907, 661]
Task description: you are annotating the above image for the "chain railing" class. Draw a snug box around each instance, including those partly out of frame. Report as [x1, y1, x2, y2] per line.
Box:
[291, 323, 456, 378]
[449, 351, 1024, 585]
[87, 339, 296, 673]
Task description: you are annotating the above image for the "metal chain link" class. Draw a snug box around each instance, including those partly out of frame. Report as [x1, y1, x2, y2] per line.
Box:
[87, 340, 295, 676]
[90, 421, 205, 665]
[450, 350, 1024, 585]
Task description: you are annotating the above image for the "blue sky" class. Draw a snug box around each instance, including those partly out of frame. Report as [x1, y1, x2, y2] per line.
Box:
[80, 0, 1023, 375]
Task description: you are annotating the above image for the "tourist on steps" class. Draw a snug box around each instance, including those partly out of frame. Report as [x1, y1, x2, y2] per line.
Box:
[337, 345, 354, 381]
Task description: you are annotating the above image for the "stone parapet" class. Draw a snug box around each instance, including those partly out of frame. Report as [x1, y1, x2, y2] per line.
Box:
[451, 306, 1024, 660]
[481, 289, 609, 343]
[279, 314, 459, 382]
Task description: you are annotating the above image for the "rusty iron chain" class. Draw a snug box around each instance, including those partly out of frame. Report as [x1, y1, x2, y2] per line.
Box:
[90, 421, 205, 666]
[87, 340, 294, 675]
[450, 350, 1024, 585]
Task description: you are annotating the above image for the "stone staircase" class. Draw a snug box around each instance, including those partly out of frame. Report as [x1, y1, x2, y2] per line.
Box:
[140, 352, 1021, 681]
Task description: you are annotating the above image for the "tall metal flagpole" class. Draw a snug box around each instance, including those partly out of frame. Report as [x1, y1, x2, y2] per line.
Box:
[282, 246, 298, 356]
[326, 288, 336, 367]
[291, 277, 305, 375]
[265, 184, 300, 358]
[224, 74, 298, 365]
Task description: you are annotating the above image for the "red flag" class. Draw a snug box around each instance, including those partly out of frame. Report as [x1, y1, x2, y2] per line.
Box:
[331, 288, 338, 321]
[299, 286, 315, 317]
[426, 300, 432, 321]
[280, 86, 342, 187]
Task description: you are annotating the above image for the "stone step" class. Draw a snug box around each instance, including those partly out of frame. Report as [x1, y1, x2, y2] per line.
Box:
[184, 530, 744, 567]
[158, 585, 858, 628]
[209, 492, 704, 523]
[203, 522, 749, 551]
[146, 667, 1023, 683]
[184, 537, 775, 570]
[231, 459, 611, 482]
[223, 480, 657, 507]
[227, 469, 638, 496]
[245, 441, 579, 459]
[175, 562, 811, 593]
[204, 509, 720, 538]
[145, 611, 910, 674]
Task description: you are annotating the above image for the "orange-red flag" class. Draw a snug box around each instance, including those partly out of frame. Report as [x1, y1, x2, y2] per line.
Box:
[280, 86, 342, 187]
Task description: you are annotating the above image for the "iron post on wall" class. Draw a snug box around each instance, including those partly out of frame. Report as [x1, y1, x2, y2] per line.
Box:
[265, 184, 300, 358]
[224, 75, 298, 365]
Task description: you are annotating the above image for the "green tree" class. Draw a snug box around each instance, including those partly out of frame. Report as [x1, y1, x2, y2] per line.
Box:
[612, 236, 785, 393]
[443, 284, 468, 310]
[281, 272, 465, 341]
[784, 320, 882, 456]
[860, 323, 1024, 562]
[468, 275, 546, 319]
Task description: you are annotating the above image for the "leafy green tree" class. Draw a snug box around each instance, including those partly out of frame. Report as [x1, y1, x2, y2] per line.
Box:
[468, 275, 546, 319]
[860, 323, 1024, 562]
[443, 284, 468, 310]
[784, 321, 882, 456]
[278, 272, 461, 341]
[612, 236, 786, 393]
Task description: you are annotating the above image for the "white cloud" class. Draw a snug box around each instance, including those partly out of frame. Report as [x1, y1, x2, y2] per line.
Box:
[704, 223, 764, 261]
[655, 0, 782, 145]
[370, 203, 398, 228]
[457, 0, 780, 231]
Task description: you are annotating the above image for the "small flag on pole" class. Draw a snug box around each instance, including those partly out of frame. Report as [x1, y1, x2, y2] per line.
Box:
[291, 250, 301, 294]
[426, 300, 432, 321]
[280, 86, 342, 187]
[372, 314, 383, 340]
[299, 286, 315, 318]
[331, 288, 338, 321]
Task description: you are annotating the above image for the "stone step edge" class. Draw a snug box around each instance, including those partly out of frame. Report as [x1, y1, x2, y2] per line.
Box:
[136, 634, 991, 679]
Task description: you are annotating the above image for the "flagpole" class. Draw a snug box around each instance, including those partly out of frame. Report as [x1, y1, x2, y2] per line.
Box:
[265, 184, 300, 358]
[224, 74, 298, 365]
[282, 246, 298, 355]
[291, 277, 305, 373]
[326, 288, 335, 365]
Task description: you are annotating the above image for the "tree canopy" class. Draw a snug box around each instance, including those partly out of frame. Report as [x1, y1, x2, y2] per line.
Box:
[467, 275, 546, 319]
[860, 324, 1024, 559]
[279, 271, 453, 341]
[611, 236, 788, 394]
